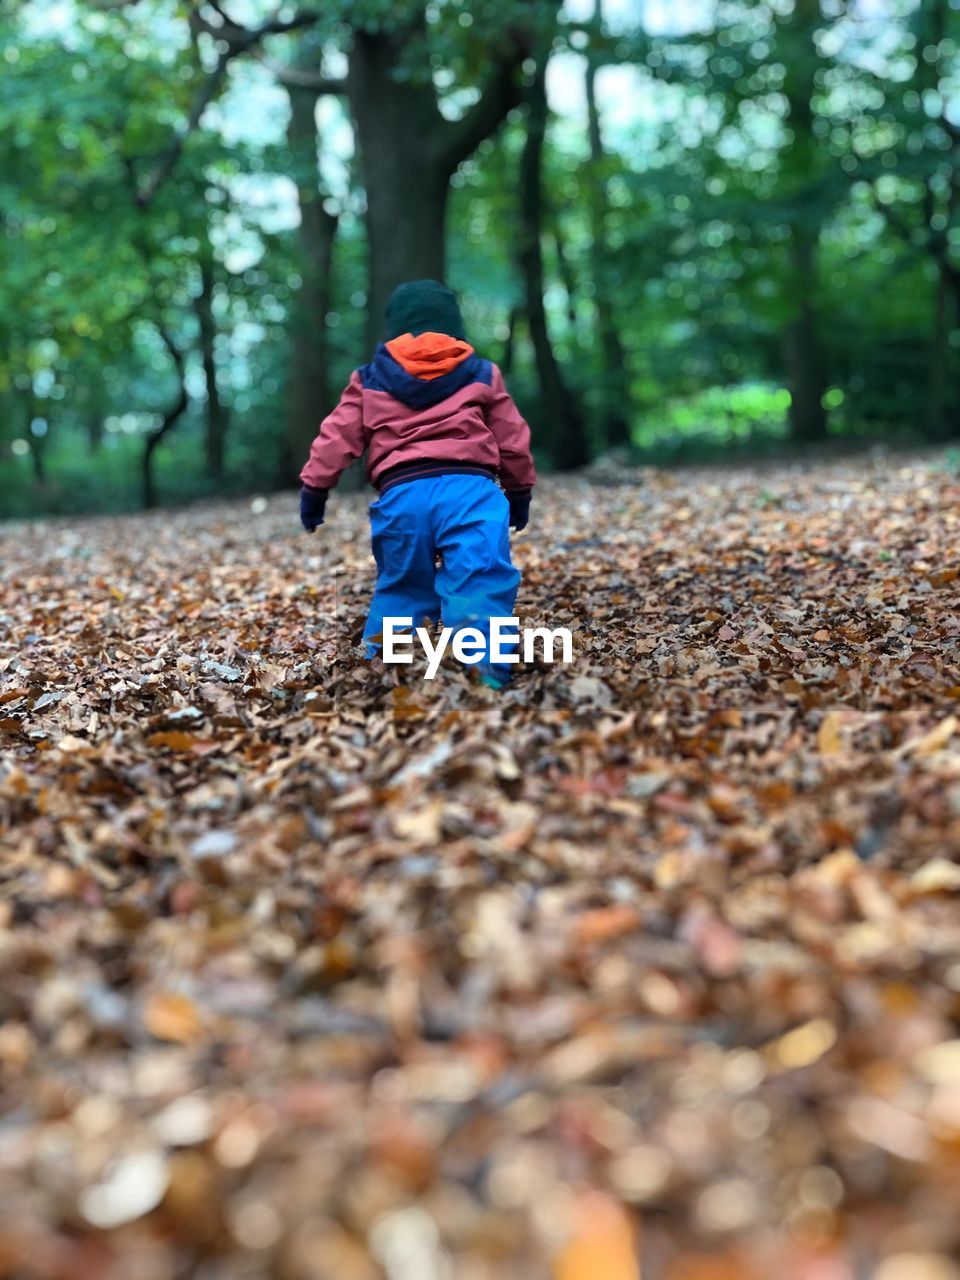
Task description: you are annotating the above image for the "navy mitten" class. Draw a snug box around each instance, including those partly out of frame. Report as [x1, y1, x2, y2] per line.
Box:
[506, 489, 531, 532]
[300, 485, 328, 532]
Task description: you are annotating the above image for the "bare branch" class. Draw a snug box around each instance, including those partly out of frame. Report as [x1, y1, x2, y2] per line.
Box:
[136, 6, 323, 205]
[135, 64, 228, 204]
[143, 326, 190, 508]
[436, 51, 526, 175]
[250, 50, 346, 93]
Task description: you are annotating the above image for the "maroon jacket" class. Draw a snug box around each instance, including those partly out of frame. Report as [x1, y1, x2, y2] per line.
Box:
[299, 331, 537, 496]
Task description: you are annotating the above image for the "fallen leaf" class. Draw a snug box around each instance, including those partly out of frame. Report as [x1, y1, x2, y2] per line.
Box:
[818, 711, 844, 756]
[143, 993, 204, 1044]
[901, 715, 958, 758]
[79, 1151, 169, 1227]
[554, 1191, 640, 1280]
[908, 858, 960, 895]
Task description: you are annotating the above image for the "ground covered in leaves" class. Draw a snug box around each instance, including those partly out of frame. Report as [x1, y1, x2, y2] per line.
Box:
[2, 454, 960, 1280]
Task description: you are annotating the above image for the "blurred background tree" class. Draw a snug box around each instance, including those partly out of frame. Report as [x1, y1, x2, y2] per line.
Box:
[0, 0, 957, 517]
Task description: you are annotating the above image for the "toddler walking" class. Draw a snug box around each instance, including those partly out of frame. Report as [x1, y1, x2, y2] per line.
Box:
[299, 280, 537, 689]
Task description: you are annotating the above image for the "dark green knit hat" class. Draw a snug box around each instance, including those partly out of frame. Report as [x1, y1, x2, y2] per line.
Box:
[384, 279, 466, 342]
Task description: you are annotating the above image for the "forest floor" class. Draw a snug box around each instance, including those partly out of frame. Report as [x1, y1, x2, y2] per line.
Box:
[1, 454, 960, 1280]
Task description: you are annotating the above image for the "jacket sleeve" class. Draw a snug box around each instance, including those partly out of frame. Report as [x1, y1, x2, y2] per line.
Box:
[484, 364, 537, 493]
[299, 371, 366, 490]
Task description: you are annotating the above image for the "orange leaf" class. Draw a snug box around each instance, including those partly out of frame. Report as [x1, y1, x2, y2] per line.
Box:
[390, 688, 427, 722]
[147, 730, 200, 752]
[902, 715, 957, 758]
[575, 905, 641, 946]
[144, 992, 203, 1044]
[818, 711, 844, 756]
[554, 1192, 640, 1280]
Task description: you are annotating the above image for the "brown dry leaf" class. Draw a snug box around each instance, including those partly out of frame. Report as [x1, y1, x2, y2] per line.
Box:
[392, 800, 444, 844]
[3, 464, 960, 1277]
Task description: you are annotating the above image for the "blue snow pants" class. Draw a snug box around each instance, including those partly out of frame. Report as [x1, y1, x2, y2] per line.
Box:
[362, 473, 522, 684]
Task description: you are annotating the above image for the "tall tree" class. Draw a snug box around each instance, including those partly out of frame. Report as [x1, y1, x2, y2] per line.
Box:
[282, 83, 337, 482]
[584, 0, 633, 450]
[130, 2, 533, 352]
[347, 16, 529, 346]
[518, 55, 589, 470]
[864, 0, 960, 436]
[777, 0, 829, 443]
[194, 240, 230, 479]
[143, 327, 190, 509]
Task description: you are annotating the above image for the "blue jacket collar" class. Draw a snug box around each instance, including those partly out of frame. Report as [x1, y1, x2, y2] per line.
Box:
[361, 343, 488, 409]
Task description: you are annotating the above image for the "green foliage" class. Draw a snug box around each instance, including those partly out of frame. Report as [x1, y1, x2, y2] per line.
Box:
[1, 0, 958, 520]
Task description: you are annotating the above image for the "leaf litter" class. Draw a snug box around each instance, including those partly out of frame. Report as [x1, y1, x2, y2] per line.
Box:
[1, 455, 960, 1279]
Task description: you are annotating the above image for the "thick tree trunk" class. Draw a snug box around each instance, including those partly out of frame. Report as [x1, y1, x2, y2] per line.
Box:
[585, 3, 632, 451]
[783, 228, 828, 443]
[519, 58, 589, 471]
[131, 10, 524, 389]
[195, 254, 230, 479]
[282, 86, 337, 485]
[347, 30, 449, 350]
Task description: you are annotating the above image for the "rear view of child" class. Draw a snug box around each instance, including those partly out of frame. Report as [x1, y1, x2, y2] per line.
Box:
[299, 280, 537, 689]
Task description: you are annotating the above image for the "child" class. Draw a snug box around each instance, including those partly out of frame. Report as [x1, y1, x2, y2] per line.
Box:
[299, 279, 537, 689]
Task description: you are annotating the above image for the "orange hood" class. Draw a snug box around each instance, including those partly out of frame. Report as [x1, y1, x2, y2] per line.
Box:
[385, 331, 475, 381]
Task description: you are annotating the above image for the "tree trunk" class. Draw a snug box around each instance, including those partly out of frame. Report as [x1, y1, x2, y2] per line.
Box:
[28, 438, 45, 484]
[17, 379, 46, 483]
[0, 329, 13, 463]
[26, 405, 45, 485]
[143, 328, 189, 510]
[551, 219, 579, 333]
[942, 268, 960, 436]
[348, 29, 449, 351]
[783, 228, 828, 443]
[501, 306, 521, 376]
[87, 415, 105, 454]
[783, 230, 829, 445]
[927, 267, 950, 437]
[585, 1, 632, 450]
[281, 85, 338, 485]
[518, 57, 589, 471]
[195, 253, 230, 479]
[780, 0, 829, 444]
[130, 11, 525, 385]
